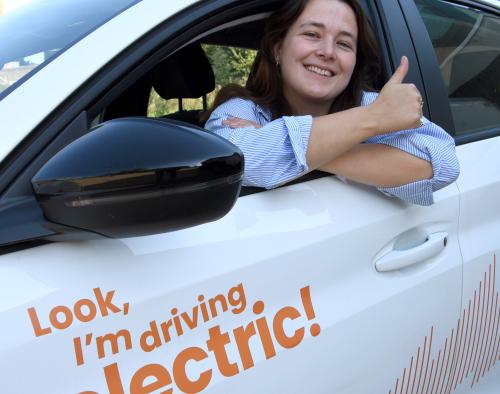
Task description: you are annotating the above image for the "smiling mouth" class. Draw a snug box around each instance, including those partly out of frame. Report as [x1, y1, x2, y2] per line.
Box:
[305, 65, 334, 77]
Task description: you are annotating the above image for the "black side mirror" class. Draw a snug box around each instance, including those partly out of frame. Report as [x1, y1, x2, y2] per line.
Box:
[31, 118, 243, 238]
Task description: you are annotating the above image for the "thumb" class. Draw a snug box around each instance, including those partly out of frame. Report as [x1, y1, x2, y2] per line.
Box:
[386, 56, 409, 85]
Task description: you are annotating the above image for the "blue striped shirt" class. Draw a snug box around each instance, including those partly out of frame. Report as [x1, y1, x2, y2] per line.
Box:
[204, 91, 460, 205]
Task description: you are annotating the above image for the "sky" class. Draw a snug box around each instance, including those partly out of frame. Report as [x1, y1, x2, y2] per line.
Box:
[1, 0, 35, 15]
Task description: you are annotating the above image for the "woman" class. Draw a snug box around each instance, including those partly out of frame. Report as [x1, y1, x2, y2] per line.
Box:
[204, 0, 459, 205]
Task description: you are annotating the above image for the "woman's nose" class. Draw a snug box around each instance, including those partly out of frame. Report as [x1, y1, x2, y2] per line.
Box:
[316, 39, 336, 60]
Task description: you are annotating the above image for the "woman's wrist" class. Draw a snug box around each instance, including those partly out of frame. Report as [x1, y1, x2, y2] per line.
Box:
[307, 106, 383, 169]
[351, 106, 382, 139]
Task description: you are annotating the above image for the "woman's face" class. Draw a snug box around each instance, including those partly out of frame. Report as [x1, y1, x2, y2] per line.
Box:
[276, 0, 358, 115]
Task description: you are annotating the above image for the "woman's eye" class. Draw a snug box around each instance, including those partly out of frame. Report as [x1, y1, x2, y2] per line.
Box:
[338, 41, 353, 50]
[303, 31, 319, 38]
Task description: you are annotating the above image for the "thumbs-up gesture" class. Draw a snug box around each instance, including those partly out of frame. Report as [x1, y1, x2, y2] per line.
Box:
[369, 56, 424, 134]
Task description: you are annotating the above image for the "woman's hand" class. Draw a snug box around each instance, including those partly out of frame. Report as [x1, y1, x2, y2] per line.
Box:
[222, 117, 262, 129]
[368, 56, 424, 134]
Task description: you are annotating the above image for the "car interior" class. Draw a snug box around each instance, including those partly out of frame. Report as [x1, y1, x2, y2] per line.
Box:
[102, 41, 216, 127]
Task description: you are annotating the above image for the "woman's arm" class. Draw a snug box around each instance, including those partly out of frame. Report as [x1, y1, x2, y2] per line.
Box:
[319, 143, 433, 188]
[206, 57, 459, 204]
[219, 109, 458, 205]
[205, 97, 313, 189]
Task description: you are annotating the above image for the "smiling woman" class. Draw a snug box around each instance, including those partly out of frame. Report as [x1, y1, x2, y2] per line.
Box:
[204, 0, 460, 206]
[276, 0, 359, 117]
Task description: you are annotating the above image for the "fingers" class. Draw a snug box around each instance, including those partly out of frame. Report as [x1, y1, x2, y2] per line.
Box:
[222, 117, 261, 129]
[386, 56, 409, 85]
[222, 117, 249, 128]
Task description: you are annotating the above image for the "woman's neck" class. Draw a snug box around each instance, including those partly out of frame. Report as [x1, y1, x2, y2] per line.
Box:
[285, 93, 332, 117]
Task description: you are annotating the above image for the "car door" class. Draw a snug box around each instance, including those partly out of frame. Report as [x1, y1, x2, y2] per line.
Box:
[0, 1, 462, 393]
[408, 0, 500, 392]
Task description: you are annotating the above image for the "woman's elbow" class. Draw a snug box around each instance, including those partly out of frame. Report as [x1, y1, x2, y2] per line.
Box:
[432, 151, 460, 192]
[415, 157, 434, 181]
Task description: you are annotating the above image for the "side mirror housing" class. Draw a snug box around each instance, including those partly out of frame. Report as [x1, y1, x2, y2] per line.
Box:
[31, 118, 243, 238]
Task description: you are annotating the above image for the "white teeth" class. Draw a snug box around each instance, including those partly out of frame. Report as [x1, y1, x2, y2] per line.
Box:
[305, 65, 333, 77]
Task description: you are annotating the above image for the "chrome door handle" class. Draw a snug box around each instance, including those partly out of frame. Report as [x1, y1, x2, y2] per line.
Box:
[375, 232, 448, 272]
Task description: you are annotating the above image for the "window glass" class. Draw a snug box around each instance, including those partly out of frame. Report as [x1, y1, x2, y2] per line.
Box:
[415, 0, 500, 136]
[0, 0, 140, 99]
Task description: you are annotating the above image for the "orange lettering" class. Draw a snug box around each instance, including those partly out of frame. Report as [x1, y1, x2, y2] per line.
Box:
[74, 298, 97, 322]
[228, 283, 246, 314]
[173, 347, 212, 393]
[160, 320, 174, 343]
[234, 322, 257, 370]
[180, 308, 199, 330]
[140, 321, 162, 352]
[130, 363, 173, 394]
[104, 363, 125, 394]
[208, 294, 228, 317]
[93, 288, 121, 316]
[27, 307, 51, 337]
[49, 305, 73, 330]
[255, 316, 276, 359]
[96, 330, 132, 359]
[273, 306, 304, 349]
[206, 326, 239, 377]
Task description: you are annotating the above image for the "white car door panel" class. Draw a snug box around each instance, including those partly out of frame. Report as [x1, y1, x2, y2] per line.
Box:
[411, 0, 500, 390]
[454, 137, 500, 393]
[0, 177, 461, 393]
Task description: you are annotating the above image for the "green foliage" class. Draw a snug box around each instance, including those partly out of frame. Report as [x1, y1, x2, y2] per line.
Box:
[147, 45, 256, 117]
[203, 44, 256, 88]
[147, 89, 180, 117]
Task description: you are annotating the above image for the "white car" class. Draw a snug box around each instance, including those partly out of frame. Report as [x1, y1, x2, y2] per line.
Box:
[0, 0, 499, 393]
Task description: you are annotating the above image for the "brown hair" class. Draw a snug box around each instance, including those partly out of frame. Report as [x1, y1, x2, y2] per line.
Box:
[204, 0, 380, 121]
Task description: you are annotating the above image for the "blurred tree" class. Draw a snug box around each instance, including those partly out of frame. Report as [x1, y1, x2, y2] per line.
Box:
[203, 44, 256, 88]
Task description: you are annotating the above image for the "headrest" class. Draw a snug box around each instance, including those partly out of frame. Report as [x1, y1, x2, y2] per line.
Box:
[151, 43, 215, 99]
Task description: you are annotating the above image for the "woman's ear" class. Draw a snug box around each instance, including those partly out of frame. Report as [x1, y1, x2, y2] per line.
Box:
[273, 43, 282, 67]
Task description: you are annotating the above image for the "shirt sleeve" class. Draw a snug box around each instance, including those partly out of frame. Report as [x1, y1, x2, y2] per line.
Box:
[361, 91, 460, 205]
[204, 97, 312, 189]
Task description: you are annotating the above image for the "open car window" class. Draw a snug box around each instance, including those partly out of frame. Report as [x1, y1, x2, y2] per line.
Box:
[95, 7, 386, 194]
[100, 16, 266, 126]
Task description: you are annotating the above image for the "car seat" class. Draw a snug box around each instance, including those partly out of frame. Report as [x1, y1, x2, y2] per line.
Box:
[151, 43, 215, 127]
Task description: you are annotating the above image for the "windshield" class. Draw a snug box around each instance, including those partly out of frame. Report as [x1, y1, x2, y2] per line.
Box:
[0, 0, 140, 99]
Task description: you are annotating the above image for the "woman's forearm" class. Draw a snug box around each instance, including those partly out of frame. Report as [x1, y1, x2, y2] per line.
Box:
[319, 143, 433, 188]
